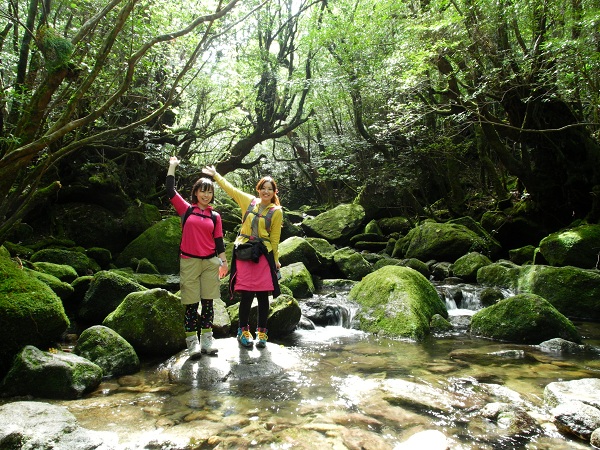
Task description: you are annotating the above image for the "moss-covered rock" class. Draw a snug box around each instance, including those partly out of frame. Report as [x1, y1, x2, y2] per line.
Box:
[396, 221, 498, 263]
[279, 262, 315, 298]
[450, 252, 492, 282]
[52, 203, 129, 254]
[85, 247, 112, 269]
[518, 265, 600, 321]
[0, 345, 102, 399]
[116, 216, 181, 274]
[377, 217, 412, 235]
[430, 313, 453, 333]
[73, 325, 140, 378]
[348, 265, 448, 340]
[226, 294, 301, 337]
[31, 261, 79, 283]
[301, 203, 366, 245]
[30, 248, 100, 276]
[539, 224, 600, 268]
[25, 268, 74, 301]
[508, 245, 537, 265]
[79, 271, 146, 325]
[332, 247, 373, 281]
[122, 202, 162, 239]
[279, 236, 323, 273]
[477, 260, 522, 291]
[0, 255, 70, 378]
[103, 288, 185, 357]
[470, 293, 581, 344]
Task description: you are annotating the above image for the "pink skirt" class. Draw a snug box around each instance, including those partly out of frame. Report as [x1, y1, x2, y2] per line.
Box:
[234, 255, 274, 292]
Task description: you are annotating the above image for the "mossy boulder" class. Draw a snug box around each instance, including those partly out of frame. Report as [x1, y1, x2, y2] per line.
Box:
[30, 248, 100, 276]
[348, 265, 448, 340]
[0, 255, 70, 378]
[509, 245, 537, 265]
[477, 261, 522, 291]
[478, 263, 600, 321]
[78, 270, 146, 325]
[470, 294, 581, 344]
[25, 268, 74, 301]
[331, 247, 373, 281]
[103, 288, 185, 357]
[301, 203, 366, 245]
[116, 216, 181, 274]
[0, 345, 102, 399]
[122, 202, 162, 239]
[31, 261, 79, 283]
[377, 217, 412, 235]
[450, 252, 493, 282]
[395, 221, 498, 262]
[51, 203, 129, 254]
[73, 325, 140, 378]
[279, 262, 315, 299]
[226, 294, 301, 337]
[539, 224, 600, 269]
[279, 236, 323, 273]
[517, 265, 600, 321]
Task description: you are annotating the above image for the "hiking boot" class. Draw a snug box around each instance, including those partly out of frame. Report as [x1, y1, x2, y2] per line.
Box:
[237, 327, 254, 348]
[200, 330, 218, 356]
[256, 328, 268, 349]
[185, 335, 202, 359]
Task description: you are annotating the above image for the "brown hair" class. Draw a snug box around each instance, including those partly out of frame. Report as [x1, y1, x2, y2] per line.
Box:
[256, 176, 280, 206]
[190, 177, 214, 204]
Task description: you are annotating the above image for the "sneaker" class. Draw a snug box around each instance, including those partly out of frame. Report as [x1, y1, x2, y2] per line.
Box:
[185, 335, 202, 359]
[237, 327, 254, 348]
[256, 328, 268, 349]
[200, 330, 218, 356]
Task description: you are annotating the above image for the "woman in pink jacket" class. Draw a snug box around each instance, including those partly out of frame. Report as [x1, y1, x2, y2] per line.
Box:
[167, 157, 228, 359]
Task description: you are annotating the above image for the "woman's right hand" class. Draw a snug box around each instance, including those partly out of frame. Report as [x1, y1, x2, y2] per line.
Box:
[169, 156, 180, 167]
[202, 165, 216, 177]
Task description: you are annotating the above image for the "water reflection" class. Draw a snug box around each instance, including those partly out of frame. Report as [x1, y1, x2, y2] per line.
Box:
[27, 285, 600, 448]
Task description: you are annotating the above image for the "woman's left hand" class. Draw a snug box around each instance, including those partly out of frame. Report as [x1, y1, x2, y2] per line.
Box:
[219, 263, 229, 279]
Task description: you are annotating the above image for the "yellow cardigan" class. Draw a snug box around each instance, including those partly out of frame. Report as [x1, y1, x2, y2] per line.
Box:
[214, 173, 283, 264]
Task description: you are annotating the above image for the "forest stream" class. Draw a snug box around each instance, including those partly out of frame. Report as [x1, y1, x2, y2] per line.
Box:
[14, 284, 600, 450]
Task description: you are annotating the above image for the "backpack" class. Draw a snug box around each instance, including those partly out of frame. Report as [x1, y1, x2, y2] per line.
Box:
[241, 198, 280, 233]
[181, 205, 217, 232]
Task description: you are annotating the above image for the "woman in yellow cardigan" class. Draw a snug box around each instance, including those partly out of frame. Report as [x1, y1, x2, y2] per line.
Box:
[202, 166, 283, 348]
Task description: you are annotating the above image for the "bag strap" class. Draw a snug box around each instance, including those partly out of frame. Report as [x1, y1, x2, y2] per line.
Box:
[241, 198, 279, 233]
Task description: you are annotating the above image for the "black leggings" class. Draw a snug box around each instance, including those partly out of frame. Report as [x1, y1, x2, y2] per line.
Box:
[238, 291, 269, 329]
[184, 299, 214, 332]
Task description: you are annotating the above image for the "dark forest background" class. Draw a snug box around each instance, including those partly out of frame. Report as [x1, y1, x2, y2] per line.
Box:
[1, 0, 600, 247]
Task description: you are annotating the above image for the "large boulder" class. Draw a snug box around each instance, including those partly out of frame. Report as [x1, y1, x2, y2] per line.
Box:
[395, 221, 498, 263]
[0, 255, 70, 378]
[25, 268, 75, 301]
[122, 202, 162, 239]
[478, 263, 600, 321]
[30, 248, 101, 276]
[279, 236, 323, 273]
[103, 288, 185, 357]
[332, 247, 373, 281]
[116, 216, 181, 274]
[0, 345, 102, 399]
[348, 265, 447, 340]
[0, 401, 118, 449]
[78, 270, 146, 325]
[51, 203, 130, 254]
[450, 252, 492, 282]
[469, 293, 581, 344]
[301, 203, 366, 245]
[279, 262, 315, 299]
[539, 224, 600, 269]
[226, 294, 301, 338]
[73, 325, 140, 378]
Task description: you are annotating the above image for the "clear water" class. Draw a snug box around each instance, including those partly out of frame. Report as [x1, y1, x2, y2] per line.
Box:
[6, 284, 600, 449]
